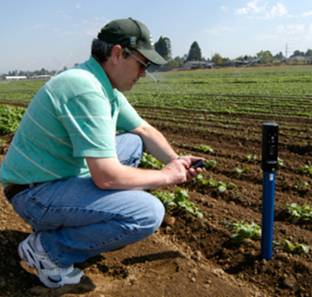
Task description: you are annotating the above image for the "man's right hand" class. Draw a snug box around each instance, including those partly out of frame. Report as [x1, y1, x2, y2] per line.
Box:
[161, 158, 190, 185]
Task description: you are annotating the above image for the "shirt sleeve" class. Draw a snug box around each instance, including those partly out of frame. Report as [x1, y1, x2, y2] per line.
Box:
[58, 91, 117, 158]
[115, 90, 144, 131]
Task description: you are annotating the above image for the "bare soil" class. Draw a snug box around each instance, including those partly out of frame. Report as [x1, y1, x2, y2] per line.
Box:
[0, 108, 312, 297]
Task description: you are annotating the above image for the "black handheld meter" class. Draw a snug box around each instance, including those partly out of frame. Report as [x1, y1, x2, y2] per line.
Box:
[261, 122, 279, 173]
[191, 159, 205, 169]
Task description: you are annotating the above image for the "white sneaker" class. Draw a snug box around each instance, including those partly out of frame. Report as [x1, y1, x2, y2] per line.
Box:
[18, 233, 84, 288]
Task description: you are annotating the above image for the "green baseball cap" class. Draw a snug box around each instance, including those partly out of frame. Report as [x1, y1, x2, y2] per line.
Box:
[97, 18, 167, 65]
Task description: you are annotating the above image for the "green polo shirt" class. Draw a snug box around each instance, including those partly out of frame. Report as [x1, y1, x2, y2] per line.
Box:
[0, 57, 143, 184]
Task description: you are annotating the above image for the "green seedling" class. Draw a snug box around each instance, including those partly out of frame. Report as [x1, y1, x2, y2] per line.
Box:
[281, 239, 310, 255]
[204, 159, 217, 169]
[152, 188, 204, 218]
[193, 174, 236, 194]
[277, 157, 284, 167]
[285, 203, 312, 223]
[294, 180, 310, 196]
[229, 221, 261, 243]
[140, 153, 164, 169]
[298, 165, 312, 177]
[244, 154, 258, 162]
[216, 181, 227, 193]
[233, 166, 250, 178]
[193, 144, 214, 154]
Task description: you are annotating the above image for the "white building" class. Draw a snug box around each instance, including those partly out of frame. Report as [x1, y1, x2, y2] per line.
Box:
[30, 74, 51, 80]
[5, 75, 27, 80]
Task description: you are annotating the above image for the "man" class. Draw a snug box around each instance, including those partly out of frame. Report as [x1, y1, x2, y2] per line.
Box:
[0, 18, 202, 288]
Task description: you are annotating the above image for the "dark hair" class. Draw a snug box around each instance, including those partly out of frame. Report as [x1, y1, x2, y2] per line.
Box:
[91, 39, 131, 64]
[91, 39, 115, 63]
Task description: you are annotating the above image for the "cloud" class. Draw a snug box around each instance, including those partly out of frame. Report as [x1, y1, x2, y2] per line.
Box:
[266, 3, 288, 18]
[274, 23, 312, 46]
[236, 0, 264, 15]
[302, 10, 312, 17]
[236, 1, 288, 19]
[276, 23, 307, 35]
[249, 22, 312, 43]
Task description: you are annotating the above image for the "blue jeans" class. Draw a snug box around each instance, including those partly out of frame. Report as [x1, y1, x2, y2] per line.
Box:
[11, 133, 165, 267]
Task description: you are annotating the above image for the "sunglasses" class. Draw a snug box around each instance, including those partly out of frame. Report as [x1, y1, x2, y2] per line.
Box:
[124, 48, 151, 71]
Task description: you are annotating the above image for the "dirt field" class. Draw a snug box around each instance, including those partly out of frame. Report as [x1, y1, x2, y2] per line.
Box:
[0, 107, 311, 297]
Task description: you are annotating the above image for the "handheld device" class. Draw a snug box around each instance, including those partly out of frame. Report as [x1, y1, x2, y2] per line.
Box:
[191, 159, 205, 169]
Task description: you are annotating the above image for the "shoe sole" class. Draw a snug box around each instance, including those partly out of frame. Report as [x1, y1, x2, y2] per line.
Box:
[39, 268, 84, 288]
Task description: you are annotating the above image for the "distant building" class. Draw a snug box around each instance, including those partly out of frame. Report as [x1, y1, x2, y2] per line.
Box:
[5, 75, 27, 80]
[287, 56, 311, 64]
[182, 61, 214, 70]
[224, 58, 260, 67]
[30, 74, 52, 80]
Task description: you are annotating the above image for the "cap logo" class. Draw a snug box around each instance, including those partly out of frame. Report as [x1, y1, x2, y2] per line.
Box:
[129, 36, 137, 47]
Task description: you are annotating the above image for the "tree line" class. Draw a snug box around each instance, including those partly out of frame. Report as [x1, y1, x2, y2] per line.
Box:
[2, 38, 312, 77]
[154, 36, 312, 69]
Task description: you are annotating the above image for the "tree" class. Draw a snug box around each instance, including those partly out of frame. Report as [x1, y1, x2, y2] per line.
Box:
[211, 53, 224, 65]
[186, 41, 202, 61]
[256, 50, 273, 64]
[169, 56, 185, 68]
[272, 52, 285, 64]
[160, 57, 182, 70]
[305, 49, 312, 57]
[274, 52, 285, 60]
[291, 50, 305, 57]
[154, 36, 172, 61]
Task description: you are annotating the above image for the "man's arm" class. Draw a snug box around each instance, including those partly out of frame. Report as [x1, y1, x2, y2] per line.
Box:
[132, 121, 178, 164]
[86, 156, 190, 190]
[86, 121, 202, 190]
[132, 121, 203, 166]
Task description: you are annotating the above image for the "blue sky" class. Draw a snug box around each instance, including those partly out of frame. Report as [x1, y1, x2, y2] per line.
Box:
[1, 0, 312, 73]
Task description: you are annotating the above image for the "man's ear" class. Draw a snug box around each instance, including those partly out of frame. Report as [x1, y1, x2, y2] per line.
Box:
[110, 45, 123, 65]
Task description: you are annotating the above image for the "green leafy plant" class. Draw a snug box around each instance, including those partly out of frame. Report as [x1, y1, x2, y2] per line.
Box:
[285, 203, 312, 223]
[294, 180, 310, 196]
[152, 188, 203, 218]
[281, 239, 310, 255]
[193, 144, 214, 153]
[298, 164, 312, 177]
[229, 221, 261, 243]
[277, 157, 285, 167]
[204, 159, 217, 169]
[244, 154, 258, 163]
[0, 105, 25, 134]
[232, 166, 250, 178]
[193, 174, 236, 194]
[140, 153, 164, 169]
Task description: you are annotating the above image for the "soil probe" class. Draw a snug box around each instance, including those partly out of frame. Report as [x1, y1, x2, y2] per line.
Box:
[261, 122, 279, 260]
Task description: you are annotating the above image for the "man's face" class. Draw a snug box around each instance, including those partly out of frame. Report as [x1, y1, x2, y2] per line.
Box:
[107, 47, 150, 91]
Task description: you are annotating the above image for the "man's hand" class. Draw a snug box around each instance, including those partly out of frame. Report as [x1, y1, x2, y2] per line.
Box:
[161, 156, 205, 185]
[161, 158, 189, 185]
